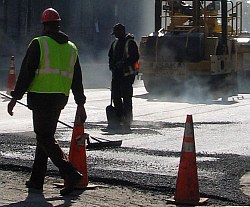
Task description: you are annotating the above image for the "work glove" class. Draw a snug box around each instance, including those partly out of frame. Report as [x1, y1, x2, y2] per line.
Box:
[75, 104, 87, 124]
[7, 98, 17, 116]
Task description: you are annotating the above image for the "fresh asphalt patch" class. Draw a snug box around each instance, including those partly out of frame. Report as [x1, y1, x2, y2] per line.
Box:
[0, 125, 249, 206]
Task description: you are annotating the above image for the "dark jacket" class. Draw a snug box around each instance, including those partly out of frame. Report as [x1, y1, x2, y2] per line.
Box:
[108, 33, 139, 78]
[11, 31, 86, 110]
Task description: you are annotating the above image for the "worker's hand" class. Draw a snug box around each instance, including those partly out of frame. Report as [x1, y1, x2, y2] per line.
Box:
[76, 105, 87, 124]
[7, 98, 17, 116]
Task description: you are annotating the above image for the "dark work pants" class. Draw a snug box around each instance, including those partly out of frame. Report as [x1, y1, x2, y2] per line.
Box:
[112, 74, 135, 126]
[30, 108, 73, 187]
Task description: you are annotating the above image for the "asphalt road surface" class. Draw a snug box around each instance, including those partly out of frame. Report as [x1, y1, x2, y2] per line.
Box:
[0, 80, 250, 206]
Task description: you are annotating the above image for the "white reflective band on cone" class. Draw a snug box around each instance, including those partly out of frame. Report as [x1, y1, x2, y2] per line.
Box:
[184, 122, 193, 137]
[9, 69, 15, 74]
[76, 135, 86, 146]
[182, 141, 195, 152]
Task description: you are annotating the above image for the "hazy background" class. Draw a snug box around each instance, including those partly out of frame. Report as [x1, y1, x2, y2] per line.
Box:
[0, 0, 249, 89]
[0, 0, 154, 89]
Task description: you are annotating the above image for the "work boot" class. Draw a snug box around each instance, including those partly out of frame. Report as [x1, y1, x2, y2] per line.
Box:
[25, 180, 43, 193]
[107, 123, 121, 130]
[122, 124, 131, 133]
[122, 116, 132, 133]
[60, 170, 83, 196]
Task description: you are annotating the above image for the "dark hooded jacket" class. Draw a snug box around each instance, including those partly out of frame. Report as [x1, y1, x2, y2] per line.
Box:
[108, 33, 139, 78]
[11, 31, 86, 110]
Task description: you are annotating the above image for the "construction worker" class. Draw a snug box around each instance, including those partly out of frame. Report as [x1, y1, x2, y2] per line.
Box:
[108, 23, 139, 131]
[7, 8, 86, 196]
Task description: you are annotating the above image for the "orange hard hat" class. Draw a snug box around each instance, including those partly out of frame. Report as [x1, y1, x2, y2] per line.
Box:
[41, 8, 61, 23]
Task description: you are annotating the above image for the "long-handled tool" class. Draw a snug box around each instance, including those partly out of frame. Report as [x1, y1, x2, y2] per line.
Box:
[0, 92, 122, 149]
[86, 136, 122, 149]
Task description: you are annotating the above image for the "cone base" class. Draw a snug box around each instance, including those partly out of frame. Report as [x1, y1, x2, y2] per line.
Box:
[75, 183, 99, 190]
[166, 196, 208, 205]
[54, 182, 99, 190]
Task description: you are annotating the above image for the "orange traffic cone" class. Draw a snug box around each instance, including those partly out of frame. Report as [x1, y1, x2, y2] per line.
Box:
[6, 56, 16, 95]
[67, 112, 89, 188]
[167, 115, 208, 205]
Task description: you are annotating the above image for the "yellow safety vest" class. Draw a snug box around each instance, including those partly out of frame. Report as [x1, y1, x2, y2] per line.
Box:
[27, 36, 77, 96]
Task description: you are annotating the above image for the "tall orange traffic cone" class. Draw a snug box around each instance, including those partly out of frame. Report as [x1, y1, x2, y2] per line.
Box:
[167, 115, 208, 205]
[6, 56, 16, 95]
[67, 112, 89, 188]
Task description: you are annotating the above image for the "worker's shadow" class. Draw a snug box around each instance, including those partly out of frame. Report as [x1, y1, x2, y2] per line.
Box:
[0, 190, 83, 207]
[134, 92, 240, 105]
[0, 192, 53, 207]
[1, 96, 10, 102]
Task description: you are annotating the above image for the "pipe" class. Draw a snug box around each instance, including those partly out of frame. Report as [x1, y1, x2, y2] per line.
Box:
[221, 0, 228, 52]
[192, 0, 201, 30]
[155, 0, 162, 32]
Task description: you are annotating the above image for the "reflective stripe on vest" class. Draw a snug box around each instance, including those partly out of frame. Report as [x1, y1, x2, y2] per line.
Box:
[27, 36, 77, 96]
[112, 39, 136, 76]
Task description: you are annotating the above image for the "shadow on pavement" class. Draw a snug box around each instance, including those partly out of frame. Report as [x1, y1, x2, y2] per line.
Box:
[0, 190, 83, 207]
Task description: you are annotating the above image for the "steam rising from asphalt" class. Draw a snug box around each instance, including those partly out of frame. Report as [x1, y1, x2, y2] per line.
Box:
[80, 50, 111, 89]
[0, 0, 249, 95]
[75, 0, 155, 89]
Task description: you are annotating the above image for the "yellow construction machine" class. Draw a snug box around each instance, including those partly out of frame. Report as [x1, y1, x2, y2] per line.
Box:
[139, 0, 250, 99]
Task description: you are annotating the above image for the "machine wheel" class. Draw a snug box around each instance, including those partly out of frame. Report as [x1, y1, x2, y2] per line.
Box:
[142, 74, 182, 95]
[237, 71, 250, 93]
[142, 74, 156, 93]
